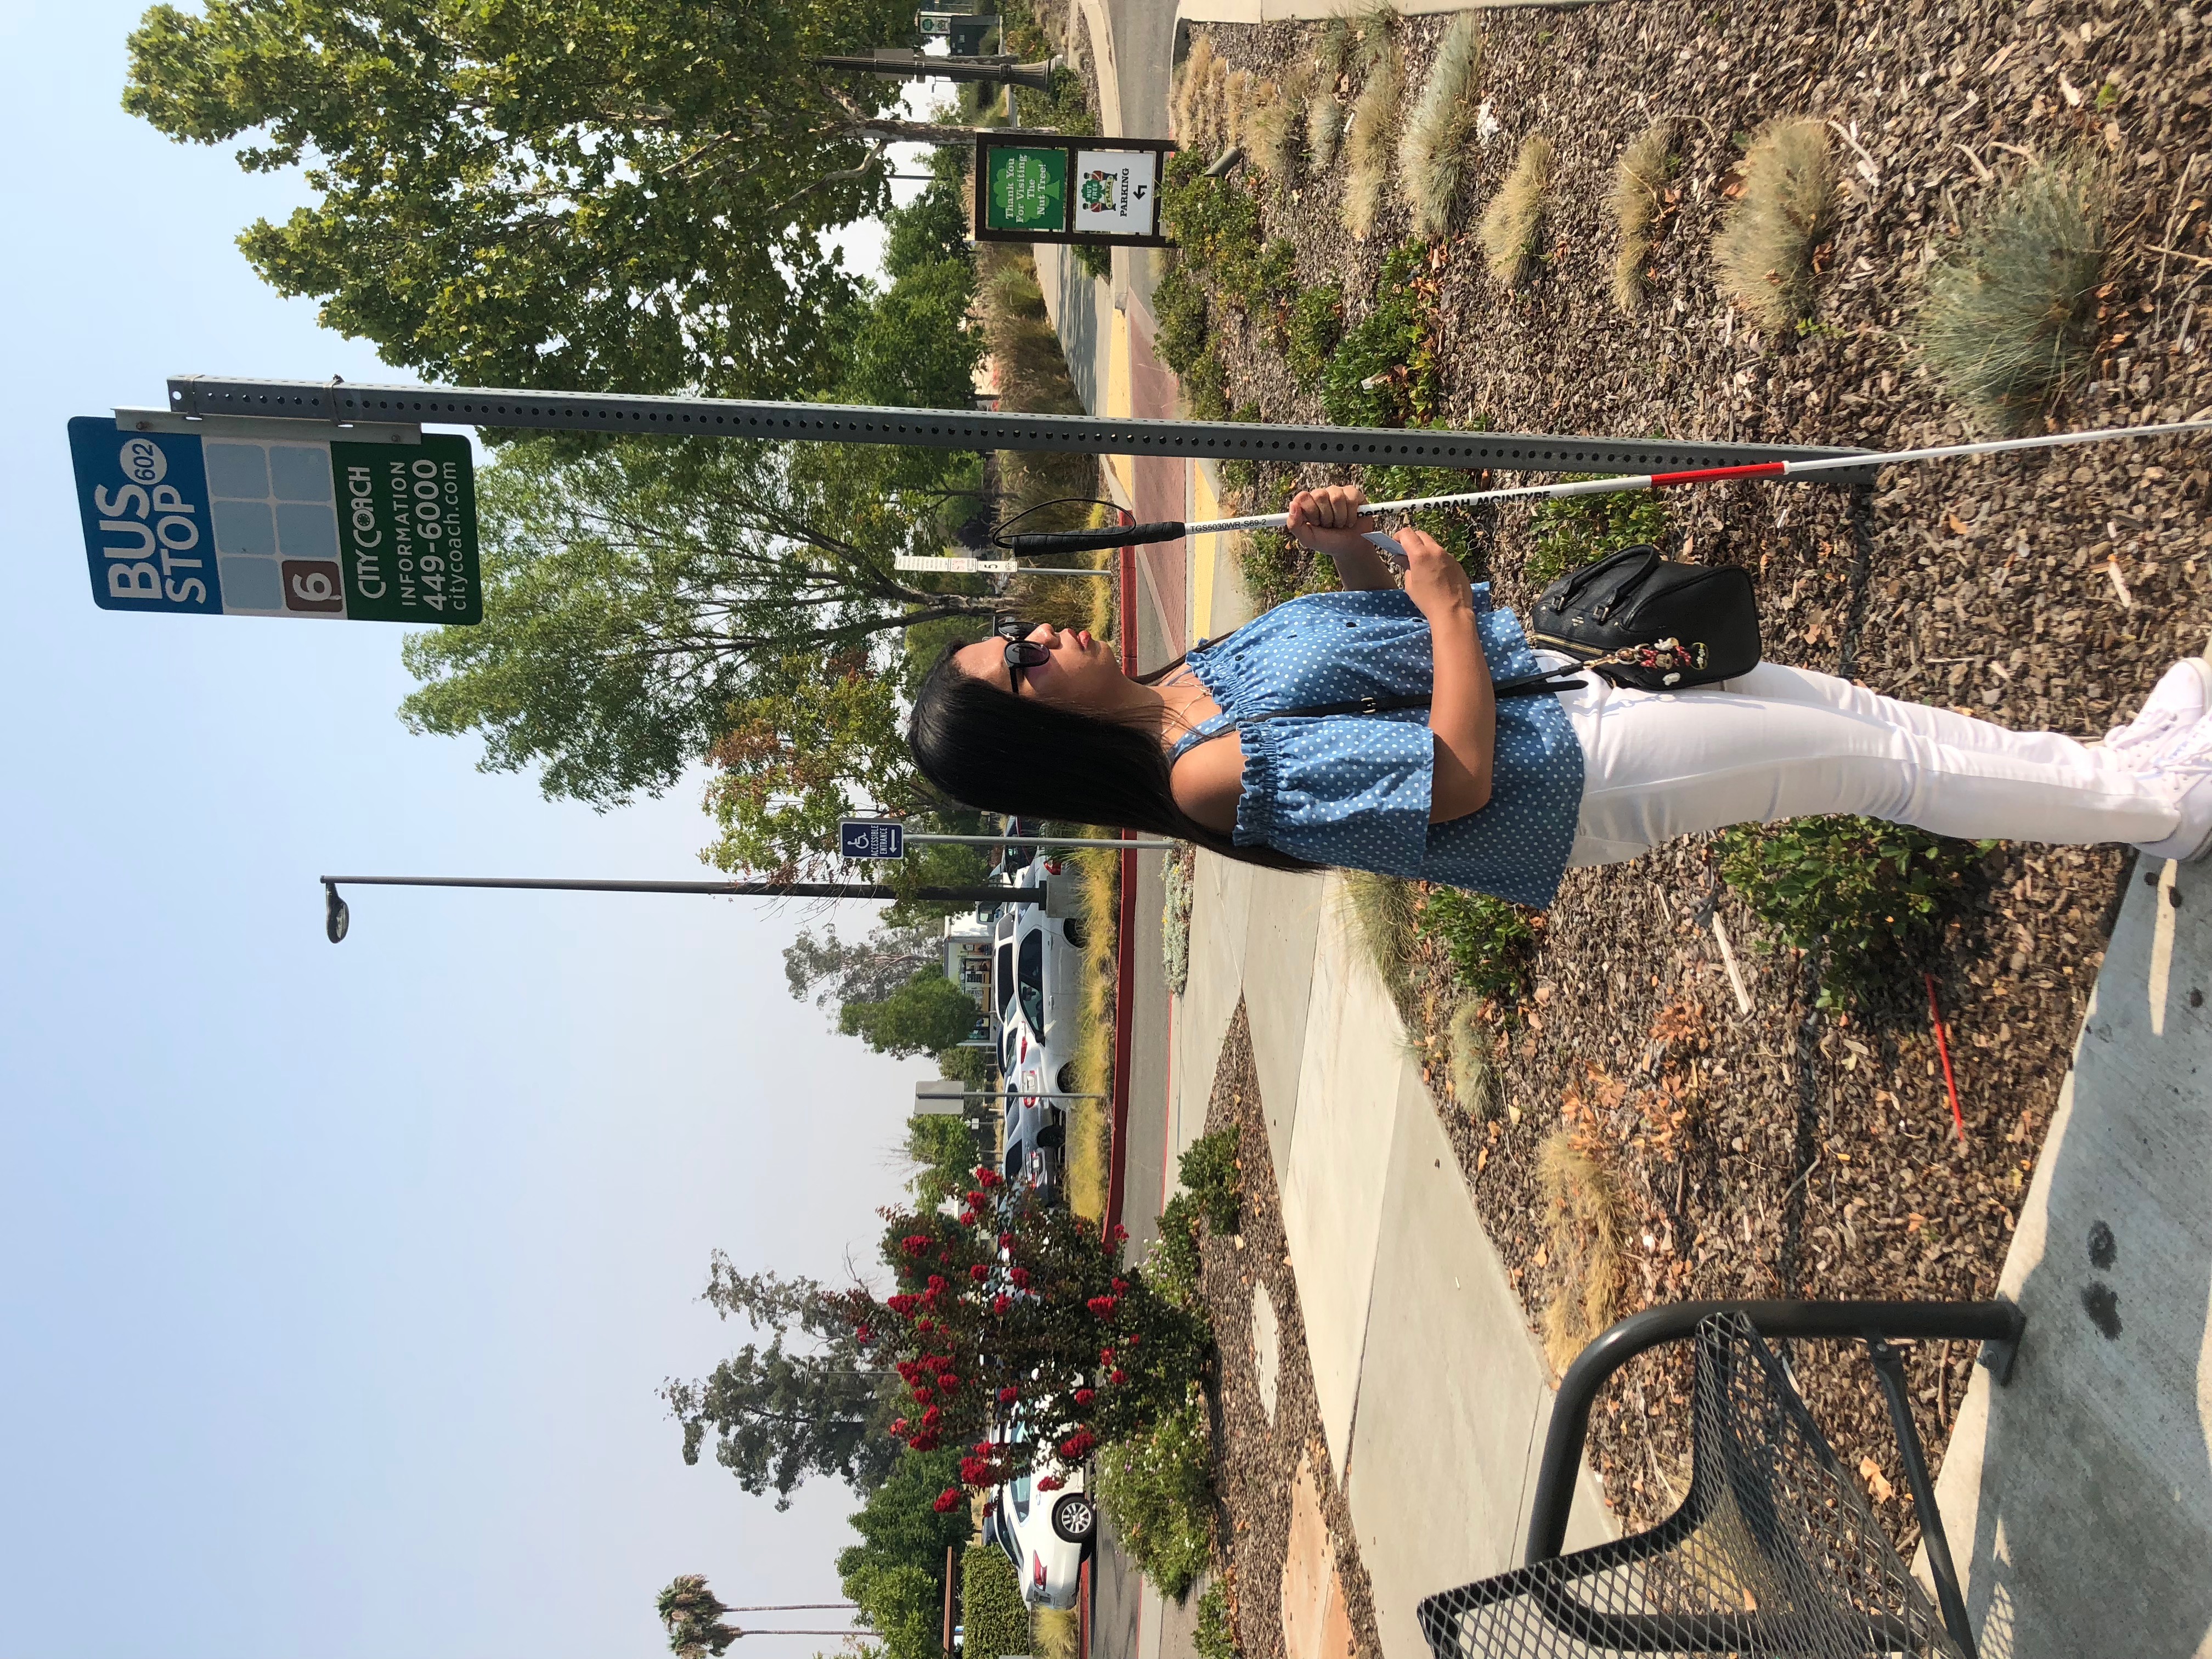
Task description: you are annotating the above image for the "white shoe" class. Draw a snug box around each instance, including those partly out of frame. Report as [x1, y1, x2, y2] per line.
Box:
[2131, 710, 2212, 861]
[2104, 657, 2212, 767]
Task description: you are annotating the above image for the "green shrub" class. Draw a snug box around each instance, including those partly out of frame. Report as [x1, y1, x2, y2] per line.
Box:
[1074, 241, 1113, 281]
[1184, 350, 1231, 421]
[1193, 1580, 1239, 1659]
[1094, 1395, 1215, 1599]
[1178, 1129, 1242, 1234]
[1321, 244, 1440, 428]
[1160, 152, 1268, 301]
[962, 1545, 1030, 1659]
[1364, 460, 1488, 574]
[1285, 283, 1345, 390]
[1147, 1191, 1204, 1311]
[1256, 237, 1297, 297]
[1239, 528, 1328, 608]
[1419, 889, 1537, 1006]
[1523, 481, 1670, 589]
[1716, 816, 1991, 1008]
[1154, 263, 1211, 375]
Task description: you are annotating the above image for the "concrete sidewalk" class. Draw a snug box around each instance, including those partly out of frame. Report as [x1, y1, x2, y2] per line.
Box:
[1931, 850, 2212, 1658]
[1173, 860, 1611, 1659]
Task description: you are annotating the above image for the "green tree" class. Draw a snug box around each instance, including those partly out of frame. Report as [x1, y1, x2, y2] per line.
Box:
[835, 1449, 972, 1659]
[123, 0, 991, 397]
[397, 433, 984, 804]
[786, 919, 943, 1011]
[663, 1257, 901, 1508]
[838, 972, 983, 1058]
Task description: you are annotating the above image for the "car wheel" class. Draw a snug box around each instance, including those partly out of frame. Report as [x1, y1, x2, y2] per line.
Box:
[1035, 1122, 1064, 1150]
[1051, 1491, 1098, 1543]
[1055, 1062, 1079, 1094]
[1062, 916, 1088, 950]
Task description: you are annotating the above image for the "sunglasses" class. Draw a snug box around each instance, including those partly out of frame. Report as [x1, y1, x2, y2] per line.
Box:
[994, 615, 1050, 692]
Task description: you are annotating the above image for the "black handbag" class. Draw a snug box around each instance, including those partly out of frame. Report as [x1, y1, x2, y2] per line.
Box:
[1526, 544, 1762, 690]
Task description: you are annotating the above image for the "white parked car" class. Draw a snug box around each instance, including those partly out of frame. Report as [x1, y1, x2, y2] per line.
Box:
[981, 1424, 1096, 1610]
[991, 858, 1090, 1203]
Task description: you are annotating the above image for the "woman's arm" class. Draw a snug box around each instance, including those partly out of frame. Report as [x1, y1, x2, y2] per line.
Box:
[1399, 528, 1495, 821]
[1285, 486, 1397, 591]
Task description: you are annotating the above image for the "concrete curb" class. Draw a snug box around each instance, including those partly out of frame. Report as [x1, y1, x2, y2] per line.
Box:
[1175, 0, 1604, 23]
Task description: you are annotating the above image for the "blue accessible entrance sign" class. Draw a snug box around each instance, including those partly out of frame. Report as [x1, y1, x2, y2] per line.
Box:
[839, 820, 906, 860]
[67, 416, 482, 623]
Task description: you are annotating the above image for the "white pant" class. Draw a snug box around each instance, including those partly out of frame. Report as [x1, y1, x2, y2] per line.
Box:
[1542, 653, 2180, 867]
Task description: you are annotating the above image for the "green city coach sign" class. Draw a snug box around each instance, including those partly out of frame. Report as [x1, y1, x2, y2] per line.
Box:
[69, 417, 481, 623]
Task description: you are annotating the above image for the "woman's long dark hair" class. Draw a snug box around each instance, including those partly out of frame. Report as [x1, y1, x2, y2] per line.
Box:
[906, 641, 1319, 873]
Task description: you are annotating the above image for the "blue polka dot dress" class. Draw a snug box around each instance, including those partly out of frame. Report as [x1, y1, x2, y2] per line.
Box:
[1173, 588, 1583, 907]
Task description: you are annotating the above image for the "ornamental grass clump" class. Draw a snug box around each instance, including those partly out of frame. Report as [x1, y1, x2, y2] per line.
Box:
[1340, 868, 1419, 1006]
[1537, 1131, 1626, 1374]
[1476, 132, 1554, 289]
[1173, 34, 1229, 153]
[1446, 1000, 1499, 1117]
[1342, 14, 1401, 237]
[1397, 13, 1484, 238]
[1307, 13, 1355, 176]
[1917, 155, 2108, 434]
[1716, 815, 1991, 1008]
[1609, 119, 1677, 312]
[1248, 60, 1310, 181]
[1713, 117, 1837, 331]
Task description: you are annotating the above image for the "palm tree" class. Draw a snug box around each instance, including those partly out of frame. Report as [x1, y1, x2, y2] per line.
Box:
[658, 1578, 868, 1657]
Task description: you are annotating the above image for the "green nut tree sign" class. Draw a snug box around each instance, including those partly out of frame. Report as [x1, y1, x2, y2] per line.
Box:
[974, 135, 1174, 248]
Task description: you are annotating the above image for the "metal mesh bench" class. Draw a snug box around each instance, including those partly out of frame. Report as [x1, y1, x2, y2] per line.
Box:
[1416, 1301, 2025, 1659]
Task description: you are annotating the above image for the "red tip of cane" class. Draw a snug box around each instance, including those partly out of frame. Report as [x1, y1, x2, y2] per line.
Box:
[1924, 972, 1967, 1147]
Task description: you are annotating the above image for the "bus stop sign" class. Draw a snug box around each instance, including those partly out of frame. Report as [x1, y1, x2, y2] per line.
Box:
[69, 416, 481, 623]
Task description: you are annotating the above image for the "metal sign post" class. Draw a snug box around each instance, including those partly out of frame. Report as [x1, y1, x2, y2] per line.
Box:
[160, 377, 1863, 478]
[839, 819, 1177, 855]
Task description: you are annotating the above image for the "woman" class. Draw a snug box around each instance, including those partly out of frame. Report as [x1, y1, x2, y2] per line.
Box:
[908, 486, 2212, 906]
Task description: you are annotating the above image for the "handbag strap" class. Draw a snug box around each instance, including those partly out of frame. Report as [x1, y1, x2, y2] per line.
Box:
[1243, 669, 1585, 723]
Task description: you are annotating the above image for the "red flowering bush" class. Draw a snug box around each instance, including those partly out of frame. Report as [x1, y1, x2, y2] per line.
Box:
[834, 1167, 1210, 1492]
[933, 1488, 963, 1513]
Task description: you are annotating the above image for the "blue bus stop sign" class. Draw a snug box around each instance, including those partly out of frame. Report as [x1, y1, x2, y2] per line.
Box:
[840, 820, 906, 860]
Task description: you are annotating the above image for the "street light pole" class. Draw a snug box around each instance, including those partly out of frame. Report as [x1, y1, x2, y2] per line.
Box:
[318, 874, 1047, 944]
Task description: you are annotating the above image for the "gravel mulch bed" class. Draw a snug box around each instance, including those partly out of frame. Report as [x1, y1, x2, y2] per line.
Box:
[1185, 0, 2212, 1555]
[1198, 1001, 1385, 1659]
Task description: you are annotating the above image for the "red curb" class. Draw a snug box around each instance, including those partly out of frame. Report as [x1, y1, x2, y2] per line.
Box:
[1106, 522, 1138, 1235]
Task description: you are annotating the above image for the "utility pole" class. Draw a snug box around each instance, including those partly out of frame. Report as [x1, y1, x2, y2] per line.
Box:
[815, 49, 1059, 93]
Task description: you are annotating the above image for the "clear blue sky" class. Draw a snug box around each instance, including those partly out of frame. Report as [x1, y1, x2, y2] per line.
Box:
[0, 6, 943, 1655]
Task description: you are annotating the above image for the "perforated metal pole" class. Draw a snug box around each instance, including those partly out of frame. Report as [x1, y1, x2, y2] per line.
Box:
[166, 376, 1870, 478]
